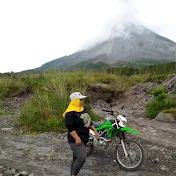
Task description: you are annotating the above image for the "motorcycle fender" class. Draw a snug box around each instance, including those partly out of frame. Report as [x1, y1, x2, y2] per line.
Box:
[120, 127, 140, 135]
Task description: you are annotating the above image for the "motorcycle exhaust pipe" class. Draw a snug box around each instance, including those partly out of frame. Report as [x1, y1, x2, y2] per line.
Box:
[99, 136, 112, 142]
[89, 136, 111, 142]
[87, 136, 111, 145]
[89, 129, 111, 142]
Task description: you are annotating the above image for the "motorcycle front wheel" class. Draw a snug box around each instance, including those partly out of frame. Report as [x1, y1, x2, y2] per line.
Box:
[115, 139, 144, 171]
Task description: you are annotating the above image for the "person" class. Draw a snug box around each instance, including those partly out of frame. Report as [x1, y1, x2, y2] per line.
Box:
[63, 92, 99, 176]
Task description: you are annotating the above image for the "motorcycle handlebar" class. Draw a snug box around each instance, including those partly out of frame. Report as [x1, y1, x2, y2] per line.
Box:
[102, 109, 114, 113]
[102, 109, 120, 115]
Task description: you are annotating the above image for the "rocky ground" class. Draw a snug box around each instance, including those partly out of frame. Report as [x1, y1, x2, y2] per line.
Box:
[0, 119, 176, 176]
[0, 79, 176, 176]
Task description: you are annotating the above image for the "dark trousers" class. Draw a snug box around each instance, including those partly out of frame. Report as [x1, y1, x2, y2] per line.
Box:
[69, 143, 87, 176]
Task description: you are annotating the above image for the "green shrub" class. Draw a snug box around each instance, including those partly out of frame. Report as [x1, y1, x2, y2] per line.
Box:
[145, 87, 176, 119]
[18, 71, 100, 132]
[146, 100, 169, 119]
[0, 78, 26, 99]
[5, 69, 174, 132]
[145, 74, 169, 83]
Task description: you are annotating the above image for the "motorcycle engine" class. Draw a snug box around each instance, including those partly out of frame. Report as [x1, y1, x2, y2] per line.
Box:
[96, 139, 109, 150]
[97, 139, 106, 146]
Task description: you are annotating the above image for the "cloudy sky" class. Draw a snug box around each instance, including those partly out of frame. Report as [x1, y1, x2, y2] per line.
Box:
[0, 0, 176, 73]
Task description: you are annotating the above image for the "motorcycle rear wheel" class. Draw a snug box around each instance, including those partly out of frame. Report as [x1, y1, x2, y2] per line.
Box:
[86, 138, 94, 156]
[86, 144, 93, 156]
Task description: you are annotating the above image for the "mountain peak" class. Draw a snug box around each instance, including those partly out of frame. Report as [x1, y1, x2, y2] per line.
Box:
[109, 23, 153, 40]
[23, 24, 176, 72]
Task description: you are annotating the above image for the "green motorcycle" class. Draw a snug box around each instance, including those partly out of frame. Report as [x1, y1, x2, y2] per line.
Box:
[87, 109, 144, 171]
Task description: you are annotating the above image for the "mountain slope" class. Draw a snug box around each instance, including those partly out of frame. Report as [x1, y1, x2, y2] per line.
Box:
[26, 24, 176, 72]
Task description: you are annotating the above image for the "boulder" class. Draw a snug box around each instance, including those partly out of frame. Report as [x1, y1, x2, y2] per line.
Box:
[163, 75, 176, 93]
[155, 112, 176, 122]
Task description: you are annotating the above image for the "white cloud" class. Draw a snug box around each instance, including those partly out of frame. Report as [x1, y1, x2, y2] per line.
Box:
[0, 0, 176, 72]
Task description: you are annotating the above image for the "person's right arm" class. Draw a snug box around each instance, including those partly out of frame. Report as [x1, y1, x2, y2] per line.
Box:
[65, 112, 82, 145]
[70, 131, 82, 144]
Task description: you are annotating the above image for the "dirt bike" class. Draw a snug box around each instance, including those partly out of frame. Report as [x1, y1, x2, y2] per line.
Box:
[86, 107, 144, 171]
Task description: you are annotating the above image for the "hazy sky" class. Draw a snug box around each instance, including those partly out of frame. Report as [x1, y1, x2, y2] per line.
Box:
[0, 0, 176, 73]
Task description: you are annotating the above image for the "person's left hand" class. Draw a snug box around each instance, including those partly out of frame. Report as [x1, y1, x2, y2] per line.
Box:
[94, 131, 99, 139]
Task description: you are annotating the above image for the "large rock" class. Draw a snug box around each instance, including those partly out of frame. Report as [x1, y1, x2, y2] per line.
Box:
[163, 75, 176, 93]
[155, 112, 176, 122]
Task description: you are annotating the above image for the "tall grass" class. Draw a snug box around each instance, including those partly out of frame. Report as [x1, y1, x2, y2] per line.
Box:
[0, 77, 26, 99]
[18, 71, 92, 132]
[1, 69, 175, 132]
[19, 71, 160, 132]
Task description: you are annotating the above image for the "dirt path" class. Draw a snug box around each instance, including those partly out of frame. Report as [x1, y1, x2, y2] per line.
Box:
[0, 82, 176, 176]
[127, 117, 176, 148]
[0, 112, 176, 176]
[0, 131, 176, 176]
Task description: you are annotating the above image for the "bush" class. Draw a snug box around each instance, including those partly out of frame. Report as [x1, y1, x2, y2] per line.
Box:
[18, 71, 101, 132]
[145, 87, 176, 119]
[13, 70, 176, 131]
[0, 78, 26, 99]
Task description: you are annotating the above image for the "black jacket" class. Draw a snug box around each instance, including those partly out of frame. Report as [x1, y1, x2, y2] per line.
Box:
[65, 109, 93, 144]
